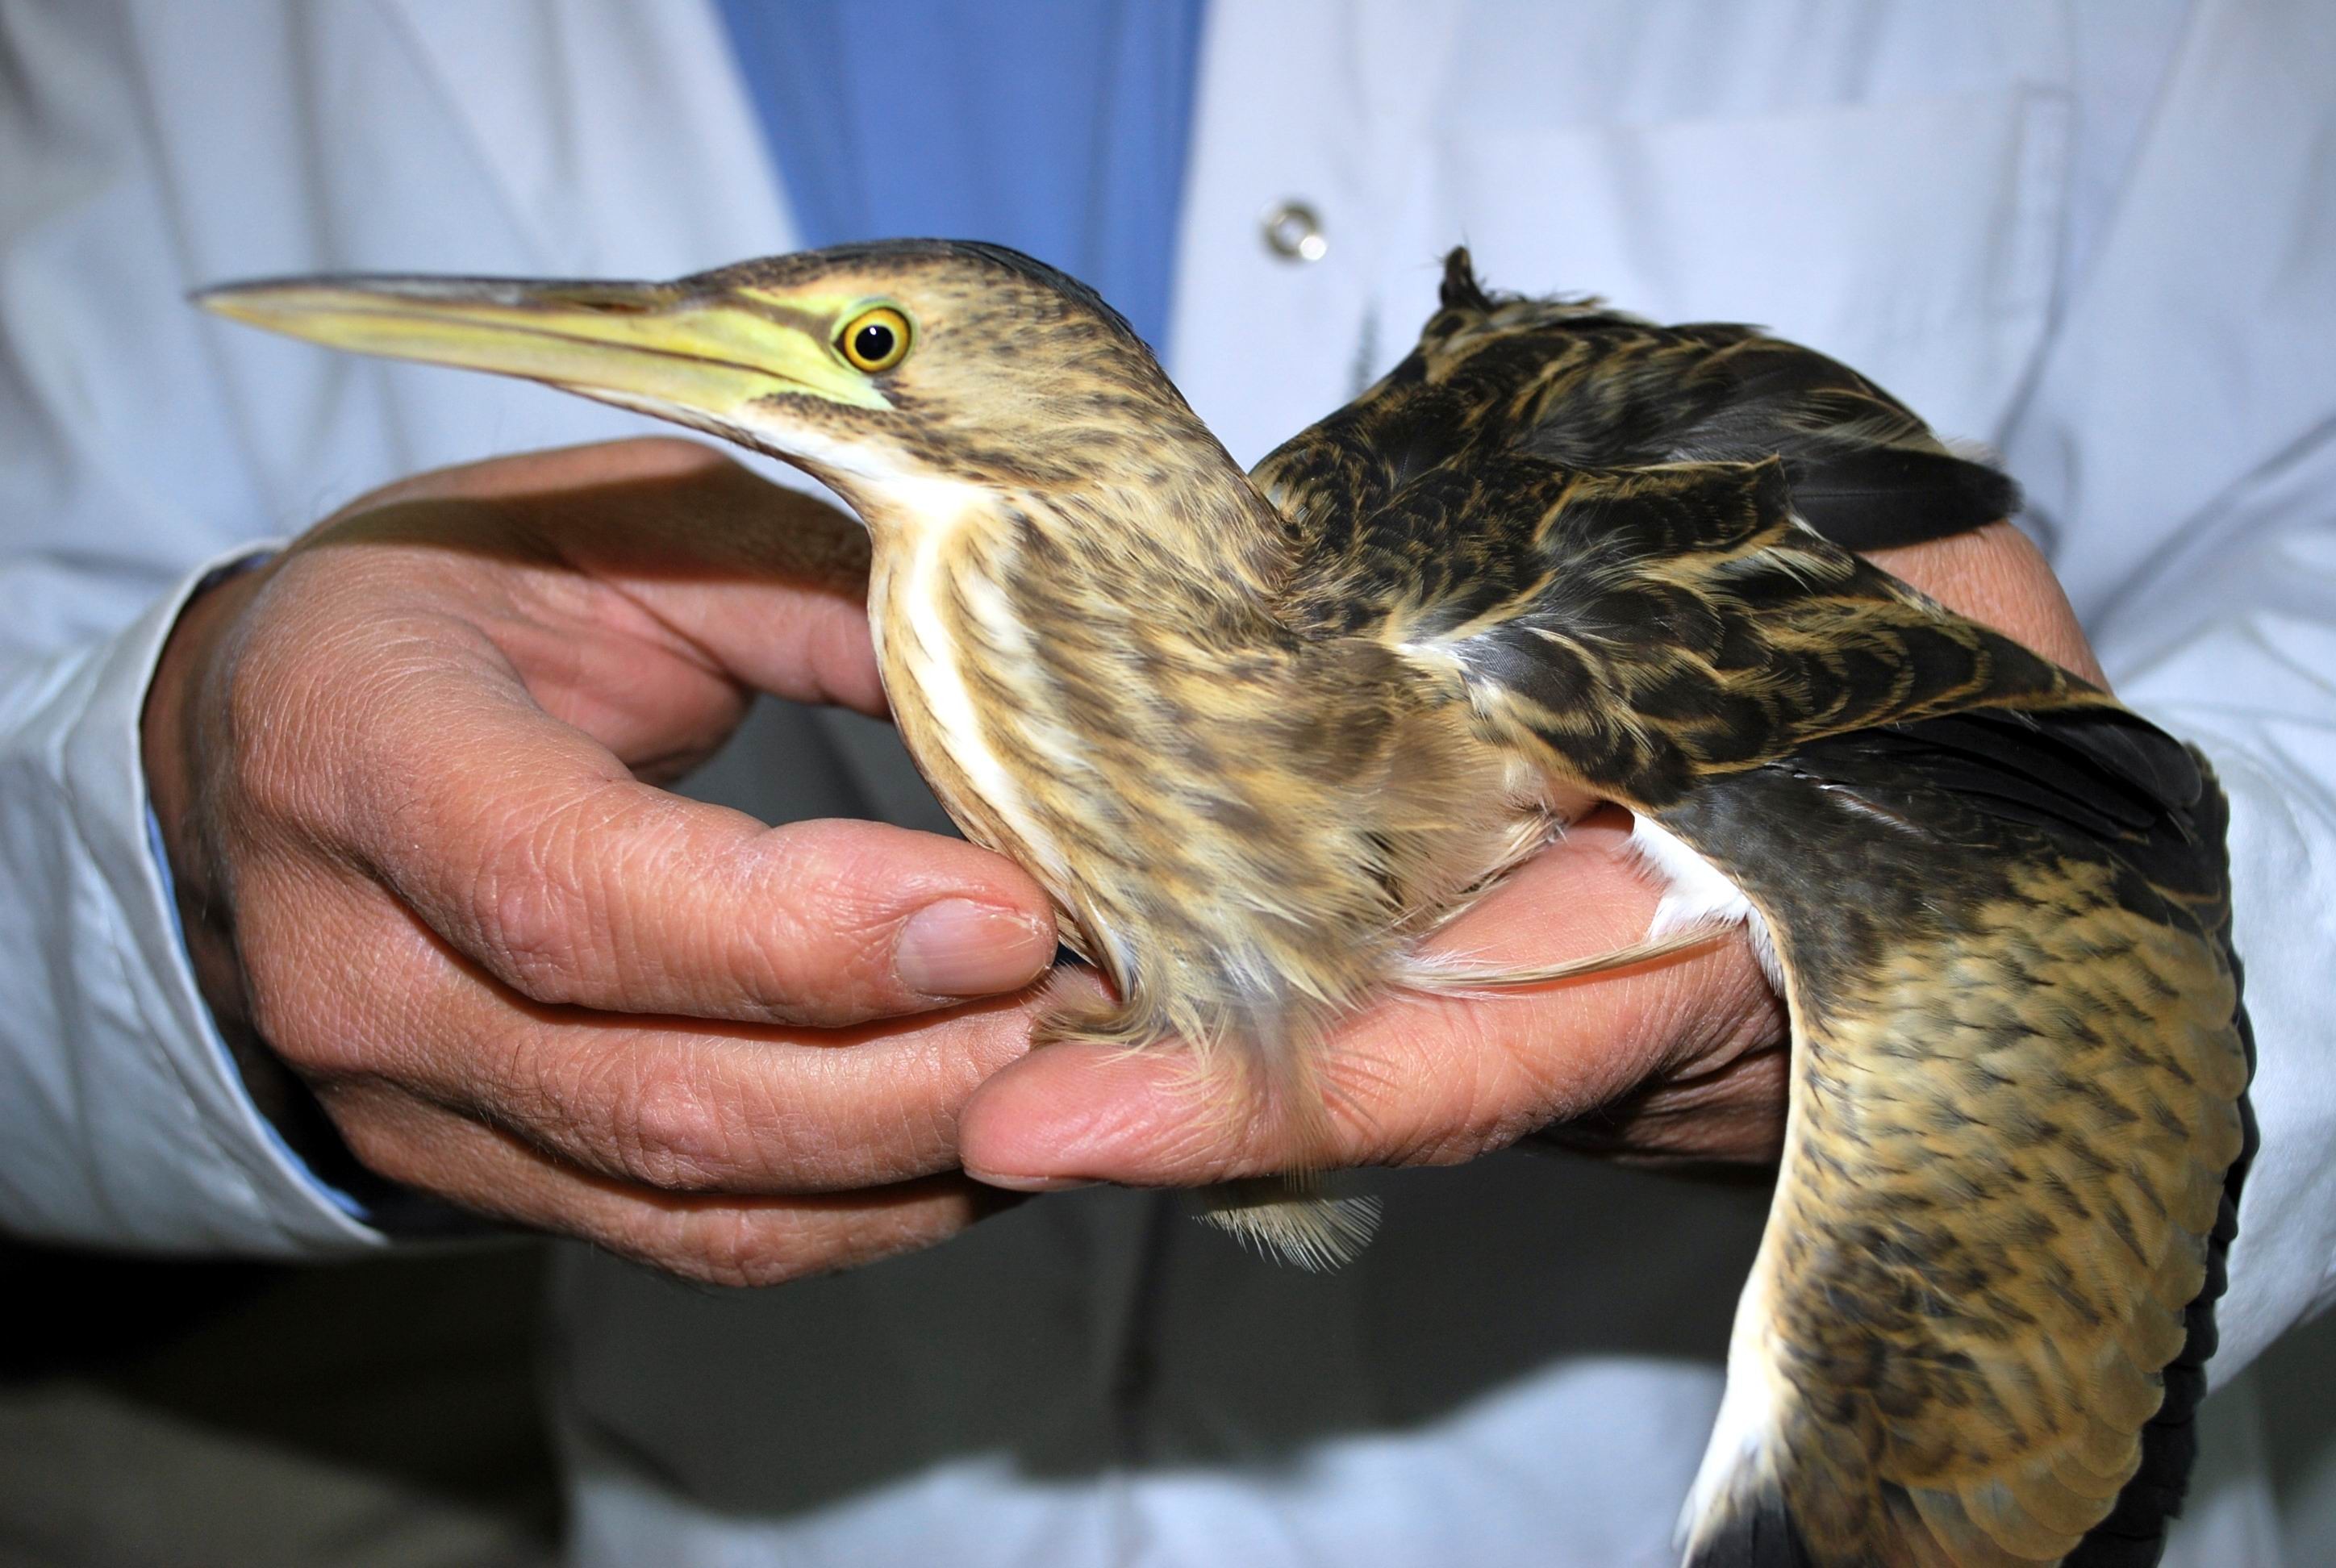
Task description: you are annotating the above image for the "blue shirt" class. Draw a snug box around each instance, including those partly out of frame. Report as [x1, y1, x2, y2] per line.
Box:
[715, 0, 1205, 353]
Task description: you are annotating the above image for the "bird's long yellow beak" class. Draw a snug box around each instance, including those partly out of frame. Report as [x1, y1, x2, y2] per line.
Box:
[194, 274, 890, 427]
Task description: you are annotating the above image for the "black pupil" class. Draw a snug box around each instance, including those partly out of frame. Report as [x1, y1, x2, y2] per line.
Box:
[853, 321, 896, 365]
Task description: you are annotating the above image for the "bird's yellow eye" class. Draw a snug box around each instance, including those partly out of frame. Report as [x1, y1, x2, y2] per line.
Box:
[838, 306, 911, 373]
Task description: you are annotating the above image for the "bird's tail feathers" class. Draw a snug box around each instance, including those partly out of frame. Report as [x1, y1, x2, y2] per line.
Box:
[1198, 1176, 1383, 1271]
[1072, 982, 1382, 1272]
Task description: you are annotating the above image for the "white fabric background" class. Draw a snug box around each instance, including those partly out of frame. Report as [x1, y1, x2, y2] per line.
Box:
[3, 2, 2333, 1562]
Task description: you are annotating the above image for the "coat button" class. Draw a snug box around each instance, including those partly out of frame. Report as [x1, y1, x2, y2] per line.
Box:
[1260, 200, 1328, 262]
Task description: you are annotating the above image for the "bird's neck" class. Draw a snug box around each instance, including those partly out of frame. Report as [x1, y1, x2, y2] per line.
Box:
[849, 452, 1294, 903]
[1041, 465, 1291, 612]
[854, 445, 1292, 628]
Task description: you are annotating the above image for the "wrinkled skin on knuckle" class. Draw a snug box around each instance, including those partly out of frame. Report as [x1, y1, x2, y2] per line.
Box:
[216, 565, 485, 890]
[504, 1023, 794, 1198]
[707, 886, 845, 1025]
[212, 589, 353, 841]
[231, 864, 388, 1077]
[467, 803, 916, 1026]
[1646, 1047, 1791, 1163]
[1640, 946, 1783, 1078]
[312, 1078, 452, 1191]
[1358, 1003, 1535, 1168]
[1534, 944, 1791, 1165]
[458, 785, 629, 1006]
[1546, 1046, 1791, 1166]
[522, 1033, 657, 1178]
[475, 856, 590, 1007]
[1407, 993, 1636, 1166]
[1434, 1075, 1562, 1166]
[598, 1056, 761, 1194]
[1374, 932, 1787, 1170]
[871, 1064, 977, 1179]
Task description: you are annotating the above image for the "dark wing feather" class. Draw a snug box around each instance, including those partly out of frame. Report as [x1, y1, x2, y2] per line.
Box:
[1278, 451, 2089, 809]
[2066, 955, 2256, 1568]
[1514, 332, 2022, 550]
[1825, 710, 2202, 857]
[1771, 444, 2023, 552]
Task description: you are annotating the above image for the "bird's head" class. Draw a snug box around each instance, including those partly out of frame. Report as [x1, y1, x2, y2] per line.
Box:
[198, 240, 1228, 537]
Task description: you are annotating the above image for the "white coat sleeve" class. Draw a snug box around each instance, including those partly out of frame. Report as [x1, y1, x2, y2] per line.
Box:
[2003, 0, 2336, 1376]
[0, 2, 381, 1253]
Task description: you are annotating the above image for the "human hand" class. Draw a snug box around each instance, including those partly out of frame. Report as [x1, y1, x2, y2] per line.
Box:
[956, 521, 2104, 1186]
[143, 438, 1058, 1284]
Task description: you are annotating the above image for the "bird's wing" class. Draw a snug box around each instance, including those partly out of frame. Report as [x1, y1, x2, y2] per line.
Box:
[1279, 453, 2093, 808]
[1661, 713, 2252, 1568]
[1279, 450, 2252, 1565]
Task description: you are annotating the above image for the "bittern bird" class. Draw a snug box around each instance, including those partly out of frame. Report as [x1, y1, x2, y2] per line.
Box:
[200, 242, 2253, 1568]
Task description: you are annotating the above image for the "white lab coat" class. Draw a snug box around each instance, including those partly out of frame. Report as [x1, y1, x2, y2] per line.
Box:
[4, 2, 2334, 1563]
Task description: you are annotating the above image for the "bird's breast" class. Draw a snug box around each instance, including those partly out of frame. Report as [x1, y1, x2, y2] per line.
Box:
[861, 491, 1547, 1049]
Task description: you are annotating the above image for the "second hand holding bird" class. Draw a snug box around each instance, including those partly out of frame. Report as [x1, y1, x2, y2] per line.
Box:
[961, 520, 2107, 1183]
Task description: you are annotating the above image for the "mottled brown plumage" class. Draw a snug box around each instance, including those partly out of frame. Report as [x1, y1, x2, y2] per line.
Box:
[201, 240, 2253, 1566]
[1258, 254, 2253, 1566]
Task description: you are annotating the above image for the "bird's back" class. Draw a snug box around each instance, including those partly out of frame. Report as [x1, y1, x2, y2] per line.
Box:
[1258, 250, 2018, 576]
